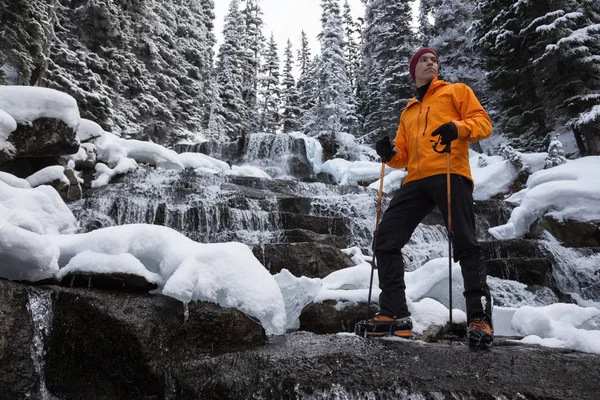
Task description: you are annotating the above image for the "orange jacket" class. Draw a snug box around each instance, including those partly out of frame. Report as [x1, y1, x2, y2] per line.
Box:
[386, 77, 492, 184]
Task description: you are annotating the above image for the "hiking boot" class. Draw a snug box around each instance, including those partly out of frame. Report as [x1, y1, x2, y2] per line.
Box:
[358, 314, 413, 338]
[467, 319, 493, 349]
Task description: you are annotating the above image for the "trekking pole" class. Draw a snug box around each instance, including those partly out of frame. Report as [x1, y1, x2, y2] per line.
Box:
[445, 149, 455, 339]
[365, 162, 386, 323]
[432, 137, 456, 340]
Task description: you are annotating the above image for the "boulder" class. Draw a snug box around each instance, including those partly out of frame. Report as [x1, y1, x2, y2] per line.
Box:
[44, 285, 265, 400]
[529, 216, 600, 248]
[252, 242, 354, 278]
[8, 118, 79, 158]
[0, 280, 40, 398]
[299, 301, 377, 334]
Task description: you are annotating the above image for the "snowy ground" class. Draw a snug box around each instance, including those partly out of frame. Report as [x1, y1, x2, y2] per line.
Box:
[1, 86, 600, 353]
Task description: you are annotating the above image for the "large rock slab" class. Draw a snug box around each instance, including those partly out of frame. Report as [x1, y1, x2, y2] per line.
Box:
[44, 285, 265, 400]
[253, 242, 354, 278]
[170, 331, 600, 399]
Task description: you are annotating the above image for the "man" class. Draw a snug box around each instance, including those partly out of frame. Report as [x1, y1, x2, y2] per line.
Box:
[367, 48, 494, 348]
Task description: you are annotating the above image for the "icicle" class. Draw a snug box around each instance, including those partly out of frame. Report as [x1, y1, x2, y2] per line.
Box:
[183, 301, 189, 324]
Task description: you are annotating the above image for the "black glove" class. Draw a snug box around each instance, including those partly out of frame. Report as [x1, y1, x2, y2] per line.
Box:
[431, 122, 458, 145]
[375, 136, 395, 162]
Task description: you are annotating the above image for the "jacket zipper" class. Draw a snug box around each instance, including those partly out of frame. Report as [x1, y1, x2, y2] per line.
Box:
[416, 104, 422, 179]
[422, 107, 430, 136]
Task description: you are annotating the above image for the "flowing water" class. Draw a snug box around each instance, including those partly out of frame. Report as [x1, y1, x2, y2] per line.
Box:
[26, 288, 58, 400]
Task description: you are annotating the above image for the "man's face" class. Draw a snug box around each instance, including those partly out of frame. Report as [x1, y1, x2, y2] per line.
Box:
[414, 53, 438, 86]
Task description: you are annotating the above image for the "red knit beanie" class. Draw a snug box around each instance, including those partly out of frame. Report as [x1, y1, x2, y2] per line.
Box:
[409, 48, 438, 81]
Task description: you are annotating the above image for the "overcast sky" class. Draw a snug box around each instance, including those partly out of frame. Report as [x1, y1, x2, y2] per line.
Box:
[213, 0, 366, 57]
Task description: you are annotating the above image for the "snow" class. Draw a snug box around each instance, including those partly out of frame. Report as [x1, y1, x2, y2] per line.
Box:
[50, 224, 287, 335]
[489, 157, 600, 240]
[511, 304, 600, 354]
[0, 171, 31, 188]
[26, 166, 70, 188]
[178, 152, 230, 173]
[225, 165, 272, 179]
[77, 118, 104, 142]
[321, 158, 385, 185]
[0, 179, 78, 235]
[57, 250, 162, 285]
[0, 86, 80, 129]
[0, 108, 17, 152]
[289, 131, 323, 174]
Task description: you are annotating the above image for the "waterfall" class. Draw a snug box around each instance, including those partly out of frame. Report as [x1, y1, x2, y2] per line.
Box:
[541, 240, 600, 306]
[242, 133, 308, 179]
[26, 287, 57, 400]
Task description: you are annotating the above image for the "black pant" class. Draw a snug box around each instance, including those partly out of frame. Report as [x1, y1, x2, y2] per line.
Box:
[374, 174, 493, 324]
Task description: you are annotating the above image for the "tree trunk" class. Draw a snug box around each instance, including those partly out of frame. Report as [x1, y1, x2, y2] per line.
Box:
[580, 123, 600, 156]
[572, 126, 587, 156]
[34, 0, 57, 87]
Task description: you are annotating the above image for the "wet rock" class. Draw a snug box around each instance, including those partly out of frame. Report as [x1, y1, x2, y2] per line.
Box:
[480, 239, 553, 260]
[170, 331, 600, 400]
[299, 301, 378, 334]
[58, 272, 158, 293]
[252, 242, 354, 278]
[64, 168, 82, 201]
[0, 145, 15, 167]
[8, 118, 79, 158]
[44, 284, 265, 400]
[421, 199, 512, 241]
[486, 258, 555, 287]
[279, 229, 350, 248]
[529, 216, 600, 248]
[0, 280, 39, 398]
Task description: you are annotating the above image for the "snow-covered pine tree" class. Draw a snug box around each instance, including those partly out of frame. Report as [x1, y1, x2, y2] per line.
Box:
[342, 0, 361, 91]
[241, 0, 265, 133]
[174, 0, 220, 140]
[257, 34, 282, 133]
[300, 56, 322, 134]
[296, 31, 318, 119]
[418, 0, 436, 46]
[544, 134, 568, 169]
[0, 0, 49, 84]
[358, 0, 417, 144]
[308, 0, 358, 137]
[473, 0, 551, 150]
[281, 40, 301, 133]
[215, 0, 248, 140]
[197, 0, 223, 139]
[425, 0, 486, 91]
[531, 0, 600, 156]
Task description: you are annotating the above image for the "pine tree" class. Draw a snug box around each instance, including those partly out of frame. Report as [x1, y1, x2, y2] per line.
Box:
[281, 40, 302, 133]
[342, 0, 361, 91]
[358, 0, 417, 144]
[426, 0, 485, 90]
[0, 0, 48, 84]
[241, 0, 264, 133]
[308, 0, 358, 137]
[531, 0, 600, 156]
[296, 31, 318, 118]
[300, 56, 322, 134]
[544, 135, 568, 169]
[258, 34, 282, 133]
[418, 0, 436, 46]
[473, 0, 551, 149]
[215, 0, 248, 139]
